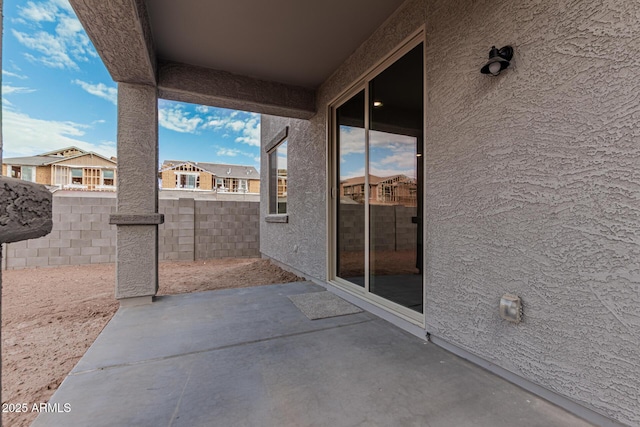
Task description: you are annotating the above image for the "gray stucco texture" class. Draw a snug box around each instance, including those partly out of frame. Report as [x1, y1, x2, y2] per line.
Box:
[0, 177, 52, 243]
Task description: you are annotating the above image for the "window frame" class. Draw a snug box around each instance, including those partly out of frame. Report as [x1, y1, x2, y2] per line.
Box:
[265, 126, 289, 222]
[18, 166, 36, 182]
[102, 169, 115, 187]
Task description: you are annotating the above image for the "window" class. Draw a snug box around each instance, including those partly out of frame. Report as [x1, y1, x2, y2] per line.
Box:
[268, 140, 287, 214]
[227, 178, 238, 192]
[10, 166, 35, 182]
[215, 178, 224, 190]
[220, 178, 247, 193]
[54, 166, 69, 187]
[84, 168, 100, 190]
[71, 168, 83, 184]
[264, 126, 289, 222]
[10, 166, 21, 179]
[103, 169, 115, 186]
[176, 173, 199, 189]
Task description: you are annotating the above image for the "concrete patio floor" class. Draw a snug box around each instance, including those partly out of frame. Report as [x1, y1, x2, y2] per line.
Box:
[34, 282, 593, 427]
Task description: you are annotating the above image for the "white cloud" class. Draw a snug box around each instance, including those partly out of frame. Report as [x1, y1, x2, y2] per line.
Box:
[159, 105, 203, 133]
[369, 130, 416, 149]
[338, 126, 366, 156]
[226, 120, 246, 132]
[212, 144, 260, 167]
[157, 102, 261, 151]
[18, 1, 57, 22]
[216, 148, 241, 157]
[2, 70, 28, 79]
[340, 129, 417, 179]
[201, 111, 260, 147]
[377, 152, 416, 169]
[13, 1, 96, 70]
[2, 85, 36, 94]
[234, 116, 260, 147]
[72, 79, 117, 104]
[203, 118, 227, 129]
[2, 110, 116, 158]
[13, 29, 76, 69]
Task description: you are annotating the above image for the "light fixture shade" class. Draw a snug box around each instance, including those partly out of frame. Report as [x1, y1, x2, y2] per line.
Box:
[481, 45, 513, 76]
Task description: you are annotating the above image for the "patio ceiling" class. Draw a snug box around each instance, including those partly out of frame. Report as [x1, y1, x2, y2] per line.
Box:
[69, 0, 406, 118]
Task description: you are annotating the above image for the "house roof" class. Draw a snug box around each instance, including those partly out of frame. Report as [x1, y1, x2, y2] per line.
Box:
[162, 161, 259, 180]
[341, 175, 383, 186]
[341, 175, 412, 186]
[39, 146, 87, 157]
[3, 156, 53, 166]
[3, 148, 117, 167]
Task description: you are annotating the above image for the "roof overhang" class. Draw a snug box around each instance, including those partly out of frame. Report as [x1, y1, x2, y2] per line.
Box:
[69, 0, 406, 118]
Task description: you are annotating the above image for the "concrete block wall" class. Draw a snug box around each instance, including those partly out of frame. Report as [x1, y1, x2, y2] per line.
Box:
[394, 206, 418, 251]
[339, 204, 417, 252]
[159, 198, 196, 261]
[3, 196, 117, 269]
[338, 204, 365, 252]
[194, 200, 260, 259]
[4, 196, 260, 269]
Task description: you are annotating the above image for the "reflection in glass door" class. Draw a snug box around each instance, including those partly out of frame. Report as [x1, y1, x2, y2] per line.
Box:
[333, 40, 424, 315]
[336, 90, 366, 286]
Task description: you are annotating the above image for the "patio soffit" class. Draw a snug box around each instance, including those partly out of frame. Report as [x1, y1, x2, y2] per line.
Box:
[69, 0, 406, 118]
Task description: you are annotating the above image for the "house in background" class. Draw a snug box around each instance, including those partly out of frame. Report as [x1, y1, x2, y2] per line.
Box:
[159, 160, 259, 193]
[2, 147, 117, 191]
[341, 174, 416, 206]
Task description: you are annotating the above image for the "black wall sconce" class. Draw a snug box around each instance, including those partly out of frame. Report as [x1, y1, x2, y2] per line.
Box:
[481, 45, 513, 76]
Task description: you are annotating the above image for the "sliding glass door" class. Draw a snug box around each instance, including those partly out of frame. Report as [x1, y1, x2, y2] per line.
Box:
[333, 38, 424, 318]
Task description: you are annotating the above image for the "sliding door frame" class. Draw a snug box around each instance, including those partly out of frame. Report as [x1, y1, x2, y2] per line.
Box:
[327, 28, 426, 327]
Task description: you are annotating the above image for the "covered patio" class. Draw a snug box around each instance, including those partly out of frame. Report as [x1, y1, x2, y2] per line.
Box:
[53, 0, 640, 425]
[33, 282, 590, 427]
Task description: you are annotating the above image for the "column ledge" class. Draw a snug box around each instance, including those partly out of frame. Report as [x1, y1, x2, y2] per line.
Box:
[109, 213, 165, 225]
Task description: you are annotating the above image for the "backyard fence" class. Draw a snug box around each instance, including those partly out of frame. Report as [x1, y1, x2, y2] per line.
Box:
[2, 195, 260, 270]
[339, 204, 418, 252]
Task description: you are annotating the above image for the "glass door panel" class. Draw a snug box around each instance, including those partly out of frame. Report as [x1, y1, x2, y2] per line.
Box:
[333, 39, 424, 316]
[336, 90, 366, 286]
[368, 43, 424, 313]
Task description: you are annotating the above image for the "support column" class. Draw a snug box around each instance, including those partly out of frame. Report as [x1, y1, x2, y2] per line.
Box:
[109, 83, 162, 304]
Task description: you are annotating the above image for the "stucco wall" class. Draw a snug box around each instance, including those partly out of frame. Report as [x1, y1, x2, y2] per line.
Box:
[422, 1, 640, 425]
[261, 0, 639, 424]
[260, 116, 326, 280]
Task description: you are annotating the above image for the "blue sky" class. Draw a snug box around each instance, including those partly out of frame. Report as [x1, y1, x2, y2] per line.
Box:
[2, 0, 261, 169]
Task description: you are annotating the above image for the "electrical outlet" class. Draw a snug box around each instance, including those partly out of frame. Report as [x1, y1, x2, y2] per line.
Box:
[500, 294, 522, 323]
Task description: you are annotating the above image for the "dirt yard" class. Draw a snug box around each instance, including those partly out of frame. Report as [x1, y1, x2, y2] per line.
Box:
[2, 258, 302, 427]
